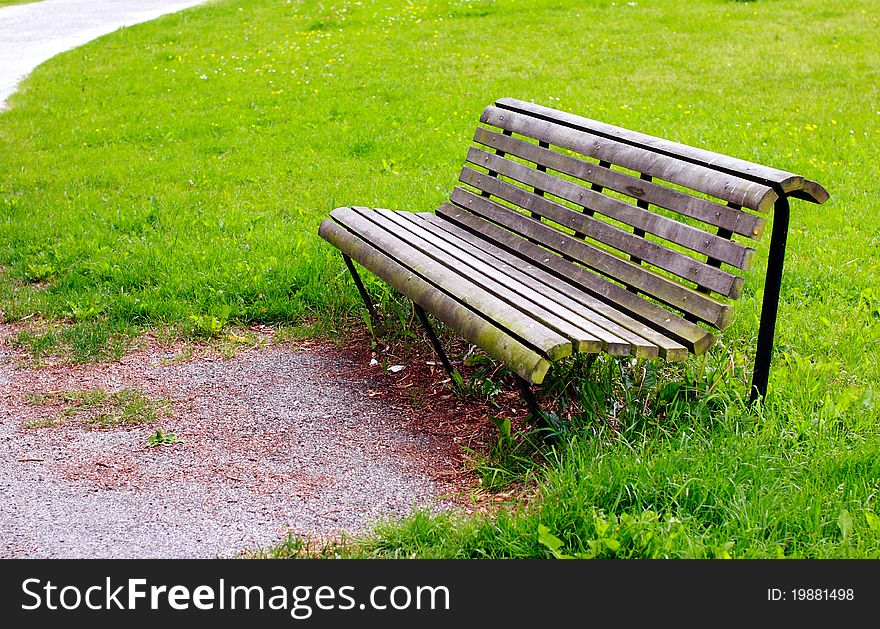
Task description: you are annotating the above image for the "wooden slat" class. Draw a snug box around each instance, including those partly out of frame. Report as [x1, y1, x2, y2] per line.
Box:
[412, 212, 693, 360]
[435, 201, 717, 352]
[495, 97, 828, 201]
[329, 207, 572, 361]
[791, 179, 830, 204]
[467, 143, 755, 268]
[318, 217, 551, 383]
[458, 167, 744, 300]
[402, 211, 663, 360]
[447, 187, 731, 327]
[466, 146, 755, 272]
[349, 206, 611, 354]
[472, 126, 766, 240]
[447, 184, 734, 330]
[373, 208, 625, 353]
[481, 106, 778, 213]
[377, 209, 640, 357]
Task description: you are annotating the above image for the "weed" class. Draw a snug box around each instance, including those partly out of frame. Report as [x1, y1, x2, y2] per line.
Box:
[248, 533, 351, 559]
[188, 307, 230, 338]
[146, 428, 184, 448]
[64, 296, 104, 321]
[466, 418, 547, 491]
[450, 356, 506, 407]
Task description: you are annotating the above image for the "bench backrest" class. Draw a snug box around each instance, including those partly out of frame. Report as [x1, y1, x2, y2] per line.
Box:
[435, 97, 828, 336]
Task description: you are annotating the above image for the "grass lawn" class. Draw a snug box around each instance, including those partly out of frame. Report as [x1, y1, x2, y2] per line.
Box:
[1, 0, 878, 558]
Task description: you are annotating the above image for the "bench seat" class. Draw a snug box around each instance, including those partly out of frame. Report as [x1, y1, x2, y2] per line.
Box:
[321, 204, 709, 384]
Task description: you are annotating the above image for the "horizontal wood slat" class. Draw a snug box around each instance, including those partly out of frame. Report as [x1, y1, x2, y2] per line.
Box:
[495, 98, 826, 200]
[435, 201, 717, 352]
[466, 146, 755, 269]
[481, 105, 778, 213]
[350, 206, 612, 354]
[319, 217, 552, 383]
[449, 185, 734, 328]
[459, 165, 743, 299]
[377, 209, 643, 355]
[472, 126, 766, 240]
[790, 179, 830, 204]
[329, 207, 572, 361]
[465, 146, 755, 273]
[414, 212, 691, 360]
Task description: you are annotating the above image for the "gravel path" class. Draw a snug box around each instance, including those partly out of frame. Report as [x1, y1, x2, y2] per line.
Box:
[0, 0, 488, 559]
[0, 0, 212, 107]
[0, 330, 476, 558]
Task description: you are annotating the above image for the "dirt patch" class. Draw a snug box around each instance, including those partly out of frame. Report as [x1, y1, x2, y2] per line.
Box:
[0, 322, 530, 558]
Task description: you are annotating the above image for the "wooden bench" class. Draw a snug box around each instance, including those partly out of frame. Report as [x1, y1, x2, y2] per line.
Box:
[318, 98, 828, 411]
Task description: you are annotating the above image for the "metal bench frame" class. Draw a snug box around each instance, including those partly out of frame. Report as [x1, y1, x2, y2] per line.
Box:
[319, 98, 828, 411]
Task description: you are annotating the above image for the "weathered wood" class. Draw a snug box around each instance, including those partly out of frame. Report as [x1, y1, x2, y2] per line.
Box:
[495, 98, 831, 203]
[329, 207, 572, 361]
[464, 147, 754, 276]
[413, 212, 694, 360]
[459, 162, 744, 298]
[318, 217, 551, 383]
[435, 202, 716, 353]
[349, 206, 612, 354]
[473, 126, 767, 240]
[790, 179, 830, 204]
[481, 106, 779, 213]
[406, 213, 661, 359]
[448, 186, 733, 328]
[377, 209, 639, 356]
[318, 98, 830, 407]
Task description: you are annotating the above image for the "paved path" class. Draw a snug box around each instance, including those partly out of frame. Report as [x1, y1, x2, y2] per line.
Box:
[0, 0, 211, 108]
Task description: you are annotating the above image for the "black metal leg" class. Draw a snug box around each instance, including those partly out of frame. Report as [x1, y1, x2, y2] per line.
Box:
[414, 302, 553, 434]
[412, 303, 455, 376]
[750, 197, 790, 404]
[342, 254, 378, 326]
[514, 375, 542, 420]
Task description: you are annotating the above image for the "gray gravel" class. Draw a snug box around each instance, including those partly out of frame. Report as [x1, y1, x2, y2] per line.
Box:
[0, 342, 462, 558]
[0, 0, 212, 107]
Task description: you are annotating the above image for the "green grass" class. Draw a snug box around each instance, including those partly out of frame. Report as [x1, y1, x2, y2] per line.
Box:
[0, 1, 41, 7]
[262, 355, 880, 558]
[2, 0, 879, 557]
[25, 386, 169, 429]
[390, 411, 879, 558]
